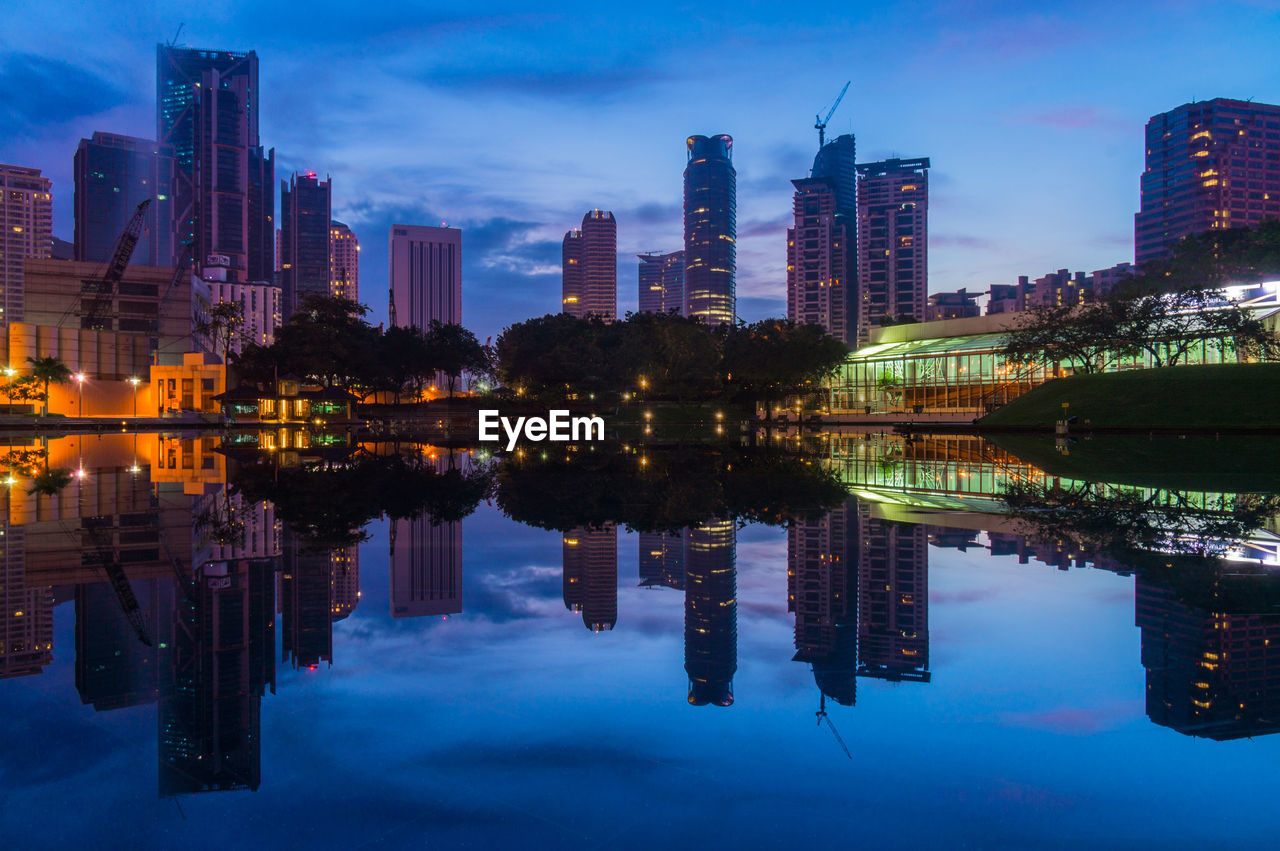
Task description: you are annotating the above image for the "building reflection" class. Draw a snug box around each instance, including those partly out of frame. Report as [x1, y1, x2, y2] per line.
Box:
[389, 450, 464, 619]
[638, 531, 685, 591]
[856, 503, 930, 683]
[788, 499, 856, 706]
[563, 524, 618, 632]
[685, 520, 737, 706]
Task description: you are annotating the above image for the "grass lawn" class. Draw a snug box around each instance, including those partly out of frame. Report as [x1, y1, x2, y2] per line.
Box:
[977, 363, 1280, 429]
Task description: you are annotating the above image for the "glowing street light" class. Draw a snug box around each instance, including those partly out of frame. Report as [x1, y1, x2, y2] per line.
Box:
[74, 372, 86, 417]
[128, 376, 141, 417]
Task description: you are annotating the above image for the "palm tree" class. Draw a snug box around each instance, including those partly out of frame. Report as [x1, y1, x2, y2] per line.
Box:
[26, 356, 72, 417]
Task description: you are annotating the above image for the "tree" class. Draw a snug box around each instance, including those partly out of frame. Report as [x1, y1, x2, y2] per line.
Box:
[425, 320, 488, 397]
[1113, 286, 1280, 367]
[203, 300, 245, 363]
[721, 319, 848, 409]
[26, 355, 72, 416]
[1001, 301, 1129, 375]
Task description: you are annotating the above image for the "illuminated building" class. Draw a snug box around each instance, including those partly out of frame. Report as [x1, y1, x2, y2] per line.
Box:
[390, 514, 461, 618]
[280, 172, 331, 317]
[1135, 98, 1280, 267]
[788, 500, 856, 705]
[562, 525, 617, 632]
[156, 45, 274, 284]
[329, 220, 359, 302]
[73, 132, 174, 268]
[196, 271, 282, 354]
[638, 530, 685, 590]
[684, 520, 736, 706]
[389, 224, 461, 329]
[683, 135, 736, 325]
[854, 157, 929, 346]
[0, 163, 52, 324]
[786, 177, 851, 343]
[562, 210, 617, 319]
[0, 527, 53, 680]
[855, 504, 929, 683]
[637, 250, 684, 315]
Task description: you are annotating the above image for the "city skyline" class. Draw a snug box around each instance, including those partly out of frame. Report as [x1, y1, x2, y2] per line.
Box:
[5, 2, 1280, 341]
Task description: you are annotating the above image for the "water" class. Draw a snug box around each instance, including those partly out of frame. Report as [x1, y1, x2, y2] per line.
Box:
[1, 430, 1277, 848]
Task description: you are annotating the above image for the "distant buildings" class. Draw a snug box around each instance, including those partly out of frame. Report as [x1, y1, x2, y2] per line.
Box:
[0, 163, 52, 325]
[985, 262, 1135, 314]
[329, 220, 359, 302]
[156, 45, 274, 284]
[73, 132, 174, 268]
[925, 288, 981, 321]
[1135, 98, 1280, 267]
[637, 250, 685, 315]
[389, 224, 462, 330]
[683, 135, 736, 325]
[787, 177, 851, 343]
[855, 157, 929, 346]
[279, 172, 332, 316]
[561, 209, 617, 320]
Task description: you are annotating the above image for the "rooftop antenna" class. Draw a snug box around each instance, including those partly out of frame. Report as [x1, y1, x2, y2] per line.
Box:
[815, 81, 851, 149]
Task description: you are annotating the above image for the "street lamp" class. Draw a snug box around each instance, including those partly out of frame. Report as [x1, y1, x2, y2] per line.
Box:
[4, 367, 14, 415]
[74, 373, 86, 417]
[128, 376, 141, 417]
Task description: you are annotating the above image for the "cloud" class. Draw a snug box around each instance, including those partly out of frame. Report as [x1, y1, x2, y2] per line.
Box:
[419, 64, 668, 102]
[0, 53, 127, 139]
[931, 234, 998, 250]
[1011, 106, 1126, 131]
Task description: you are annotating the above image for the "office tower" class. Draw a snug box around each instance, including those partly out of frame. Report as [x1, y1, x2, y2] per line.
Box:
[329, 220, 359, 302]
[638, 530, 685, 590]
[0, 527, 53, 680]
[562, 525, 618, 632]
[855, 505, 929, 682]
[788, 500, 856, 706]
[812, 134, 858, 219]
[683, 135, 736, 325]
[0, 163, 52, 324]
[390, 514, 462, 618]
[388, 224, 461, 329]
[156, 45, 274, 283]
[787, 177, 851, 343]
[73, 132, 175, 268]
[684, 521, 737, 706]
[1135, 98, 1280, 267]
[280, 172, 332, 316]
[75, 577, 173, 710]
[561, 210, 617, 319]
[854, 157, 929, 346]
[637, 250, 685, 315]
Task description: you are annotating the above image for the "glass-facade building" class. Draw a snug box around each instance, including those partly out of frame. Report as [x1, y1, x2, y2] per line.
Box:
[683, 135, 736, 325]
[280, 172, 332, 317]
[637, 250, 684, 315]
[73, 132, 175, 268]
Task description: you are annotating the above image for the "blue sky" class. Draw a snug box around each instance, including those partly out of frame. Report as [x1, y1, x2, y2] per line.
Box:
[3, 0, 1280, 340]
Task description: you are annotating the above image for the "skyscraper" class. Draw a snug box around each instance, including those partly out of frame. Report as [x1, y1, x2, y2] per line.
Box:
[786, 177, 851, 343]
[280, 172, 332, 316]
[562, 525, 618, 632]
[0, 163, 52, 325]
[683, 135, 736, 325]
[811, 134, 858, 219]
[855, 505, 929, 683]
[329, 220, 359, 302]
[561, 210, 617, 319]
[855, 157, 929, 346]
[389, 224, 461, 329]
[637, 250, 685, 315]
[73, 132, 175, 267]
[1135, 98, 1280, 267]
[684, 521, 737, 706]
[156, 45, 274, 283]
[788, 499, 856, 706]
[391, 509, 462, 619]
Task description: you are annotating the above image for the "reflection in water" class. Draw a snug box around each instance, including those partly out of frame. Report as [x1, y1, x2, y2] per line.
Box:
[685, 521, 737, 707]
[562, 524, 618, 632]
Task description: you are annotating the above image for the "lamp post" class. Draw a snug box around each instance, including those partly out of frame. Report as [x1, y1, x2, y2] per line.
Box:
[128, 376, 141, 417]
[74, 373, 86, 418]
[4, 367, 14, 415]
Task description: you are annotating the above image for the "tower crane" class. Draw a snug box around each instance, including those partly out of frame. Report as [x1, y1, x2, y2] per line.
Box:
[814, 81, 851, 149]
[83, 199, 151, 331]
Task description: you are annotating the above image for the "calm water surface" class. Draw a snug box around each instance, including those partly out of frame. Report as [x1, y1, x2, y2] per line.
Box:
[0, 431, 1277, 849]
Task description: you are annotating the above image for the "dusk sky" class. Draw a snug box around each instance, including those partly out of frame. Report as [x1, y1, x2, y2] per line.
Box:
[3, 0, 1280, 340]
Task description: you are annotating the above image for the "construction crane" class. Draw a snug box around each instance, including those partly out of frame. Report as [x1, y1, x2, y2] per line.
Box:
[83, 198, 151, 331]
[82, 522, 154, 648]
[814, 81, 851, 149]
[816, 692, 852, 759]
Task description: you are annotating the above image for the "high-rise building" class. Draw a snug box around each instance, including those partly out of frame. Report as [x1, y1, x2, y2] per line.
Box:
[280, 172, 332, 316]
[389, 224, 461, 330]
[0, 163, 52, 325]
[786, 177, 851, 343]
[855, 505, 929, 683]
[638, 530, 686, 590]
[561, 210, 617, 319]
[156, 45, 274, 284]
[390, 514, 462, 618]
[280, 535, 337, 670]
[812, 134, 858, 219]
[788, 499, 856, 706]
[74, 577, 172, 709]
[74, 132, 175, 268]
[562, 525, 618, 632]
[854, 157, 929, 346]
[329, 220, 359, 302]
[684, 521, 737, 706]
[637, 250, 684, 315]
[1135, 98, 1280, 268]
[683, 135, 736, 325]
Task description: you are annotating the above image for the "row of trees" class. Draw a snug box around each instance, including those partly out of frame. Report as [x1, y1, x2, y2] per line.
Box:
[231, 295, 489, 400]
[495, 312, 848, 407]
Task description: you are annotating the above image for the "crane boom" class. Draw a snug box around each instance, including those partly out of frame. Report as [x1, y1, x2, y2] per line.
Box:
[84, 198, 151, 330]
[814, 81, 851, 149]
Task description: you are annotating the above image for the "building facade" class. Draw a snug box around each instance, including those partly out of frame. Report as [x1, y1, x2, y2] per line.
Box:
[73, 133, 174, 269]
[279, 172, 331, 317]
[156, 45, 274, 284]
[196, 262, 282, 355]
[329, 220, 359, 302]
[787, 177, 850, 343]
[1136, 98, 1280, 268]
[855, 157, 929, 346]
[0, 164, 52, 325]
[926, 288, 980, 321]
[683, 135, 736, 325]
[561, 210, 617, 320]
[562, 525, 618, 632]
[637, 250, 684, 315]
[389, 225, 461, 330]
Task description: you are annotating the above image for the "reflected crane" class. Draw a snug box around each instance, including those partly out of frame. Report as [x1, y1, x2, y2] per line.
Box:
[815, 81, 851, 149]
[816, 692, 852, 759]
